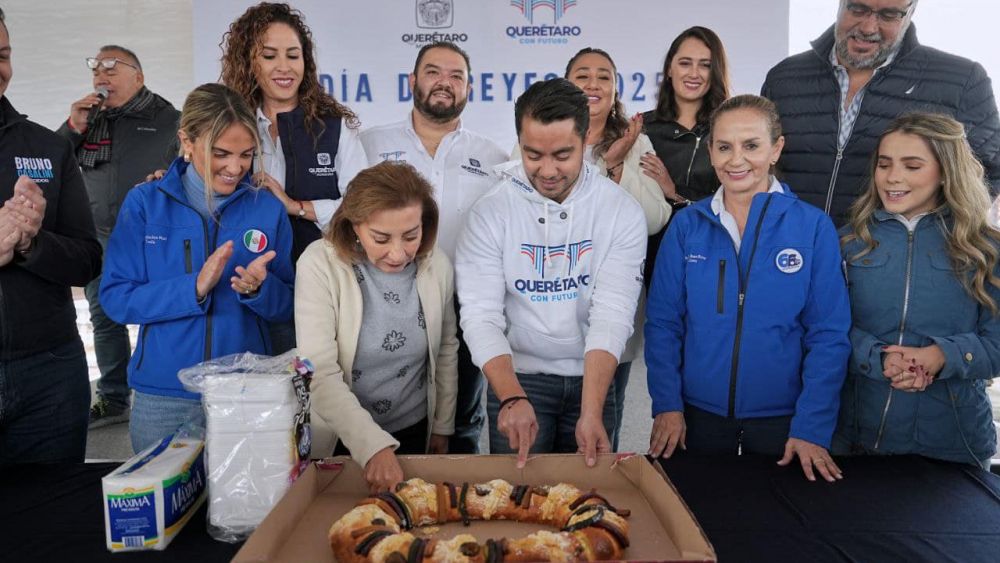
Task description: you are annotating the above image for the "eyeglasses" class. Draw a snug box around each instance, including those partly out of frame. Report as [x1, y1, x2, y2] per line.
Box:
[86, 57, 139, 72]
[845, 2, 912, 23]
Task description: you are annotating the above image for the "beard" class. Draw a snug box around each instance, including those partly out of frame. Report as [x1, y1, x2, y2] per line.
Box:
[413, 82, 466, 123]
[834, 25, 907, 70]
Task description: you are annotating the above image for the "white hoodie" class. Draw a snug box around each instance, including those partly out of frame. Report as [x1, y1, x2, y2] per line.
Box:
[455, 160, 647, 377]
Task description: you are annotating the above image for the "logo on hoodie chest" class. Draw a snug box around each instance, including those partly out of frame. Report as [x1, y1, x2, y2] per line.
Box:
[515, 240, 592, 302]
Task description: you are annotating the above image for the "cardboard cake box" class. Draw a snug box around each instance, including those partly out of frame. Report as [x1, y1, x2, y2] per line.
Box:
[234, 453, 716, 562]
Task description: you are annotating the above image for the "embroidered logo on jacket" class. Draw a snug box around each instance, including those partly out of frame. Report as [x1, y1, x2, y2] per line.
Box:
[14, 156, 54, 183]
[775, 248, 804, 274]
[316, 152, 332, 166]
[243, 229, 269, 253]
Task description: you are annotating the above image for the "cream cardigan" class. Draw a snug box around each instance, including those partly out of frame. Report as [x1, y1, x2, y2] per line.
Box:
[295, 239, 459, 467]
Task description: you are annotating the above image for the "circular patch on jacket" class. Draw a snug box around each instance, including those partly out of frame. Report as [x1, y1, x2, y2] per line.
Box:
[243, 229, 268, 253]
[775, 248, 803, 274]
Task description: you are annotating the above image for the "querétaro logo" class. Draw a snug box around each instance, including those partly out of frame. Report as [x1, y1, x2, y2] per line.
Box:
[520, 239, 592, 276]
[460, 156, 489, 177]
[14, 156, 55, 183]
[403, 0, 467, 47]
[511, 0, 577, 23]
[416, 0, 452, 28]
[243, 229, 268, 253]
[507, 0, 582, 45]
[516, 240, 592, 302]
[379, 150, 407, 162]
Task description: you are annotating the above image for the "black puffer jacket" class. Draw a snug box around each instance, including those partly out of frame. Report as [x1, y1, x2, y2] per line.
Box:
[0, 97, 102, 360]
[761, 24, 1000, 226]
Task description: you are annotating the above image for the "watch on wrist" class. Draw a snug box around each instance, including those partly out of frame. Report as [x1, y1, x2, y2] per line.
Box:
[296, 201, 307, 218]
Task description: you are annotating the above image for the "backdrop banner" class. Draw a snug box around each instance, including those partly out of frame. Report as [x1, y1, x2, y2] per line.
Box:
[193, 0, 789, 147]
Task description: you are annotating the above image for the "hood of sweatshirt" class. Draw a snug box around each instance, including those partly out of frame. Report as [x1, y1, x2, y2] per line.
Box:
[493, 160, 599, 279]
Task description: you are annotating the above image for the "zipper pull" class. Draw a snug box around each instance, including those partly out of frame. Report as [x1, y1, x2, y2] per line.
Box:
[738, 292, 745, 307]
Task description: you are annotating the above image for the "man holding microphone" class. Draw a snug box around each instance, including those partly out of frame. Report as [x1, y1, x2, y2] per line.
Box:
[56, 45, 179, 429]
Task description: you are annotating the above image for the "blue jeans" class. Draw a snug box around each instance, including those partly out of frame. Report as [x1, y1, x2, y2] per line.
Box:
[611, 362, 631, 451]
[0, 339, 90, 464]
[87, 274, 132, 410]
[130, 391, 204, 454]
[487, 372, 617, 454]
[682, 403, 792, 456]
[449, 298, 485, 453]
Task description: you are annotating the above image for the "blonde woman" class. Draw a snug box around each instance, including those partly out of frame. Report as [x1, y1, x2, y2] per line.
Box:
[295, 161, 458, 493]
[835, 112, 1000, 468]
[100, 83, 294, 453]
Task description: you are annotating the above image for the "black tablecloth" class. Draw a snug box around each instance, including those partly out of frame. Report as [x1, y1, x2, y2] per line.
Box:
[660, 454, 1000, 563]
[2, 456, 999, 562]
[0, 463, 241, 562]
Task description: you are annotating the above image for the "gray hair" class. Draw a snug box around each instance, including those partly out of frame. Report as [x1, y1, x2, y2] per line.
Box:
[99, 44, 142, 70]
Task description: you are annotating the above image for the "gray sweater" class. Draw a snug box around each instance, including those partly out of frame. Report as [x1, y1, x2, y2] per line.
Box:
[350, 261, 428, 433]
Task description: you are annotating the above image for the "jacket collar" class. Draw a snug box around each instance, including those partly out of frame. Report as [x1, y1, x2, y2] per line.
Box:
[0, 96, 28, 131]
[811, 22, 920, 68]
[692, 182, 799, 225]
[873, 204, 950, 224]
[495, 159, 596, 207]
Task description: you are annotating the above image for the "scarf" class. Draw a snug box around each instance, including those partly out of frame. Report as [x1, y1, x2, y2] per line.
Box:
[77, 86, 157, 169]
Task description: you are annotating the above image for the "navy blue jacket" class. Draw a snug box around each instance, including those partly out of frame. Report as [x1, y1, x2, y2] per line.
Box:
[835, 211, 999, 465]
[762, 25, 1000, 226]
[277, 107, 342, 261]
[645, 187, 851, 448]
[100, 158, 294, 399]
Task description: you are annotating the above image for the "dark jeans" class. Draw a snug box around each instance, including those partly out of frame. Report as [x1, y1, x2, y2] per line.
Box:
[611, 361, 631, 452]
[86, 274, 131, 410]
[334, 417, 429, 456]
[0, 338, 90, 464]
[449, 298, 485, 454]
[486, 371, 617, 454]
[682, 403, 792, 456]
[268, 318, 296, 356]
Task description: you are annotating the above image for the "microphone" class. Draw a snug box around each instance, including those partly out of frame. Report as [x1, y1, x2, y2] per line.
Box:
[86, 87, 109, 128]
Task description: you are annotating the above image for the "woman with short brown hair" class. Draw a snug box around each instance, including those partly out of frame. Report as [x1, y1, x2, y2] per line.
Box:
[295, 161, 457, 492]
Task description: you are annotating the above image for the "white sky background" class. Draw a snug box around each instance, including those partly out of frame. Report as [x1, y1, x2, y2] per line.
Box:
[789, 0, 1000, 102]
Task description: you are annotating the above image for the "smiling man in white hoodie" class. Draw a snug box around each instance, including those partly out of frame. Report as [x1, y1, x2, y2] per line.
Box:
[455, 78, 647, 467]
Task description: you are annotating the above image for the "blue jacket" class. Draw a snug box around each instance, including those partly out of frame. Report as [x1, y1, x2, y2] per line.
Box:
[100, 158, 294, 400]
[645, 188, 851, 448]
[835, 211, 999, 464]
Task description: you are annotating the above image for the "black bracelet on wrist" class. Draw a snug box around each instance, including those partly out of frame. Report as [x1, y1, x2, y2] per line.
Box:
[499, 395, 530, 410]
